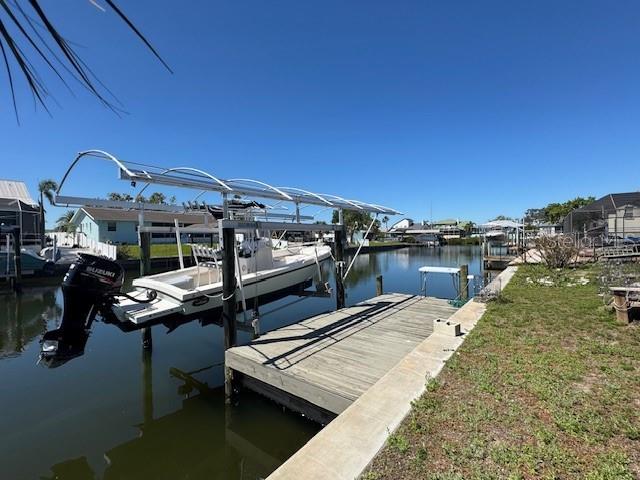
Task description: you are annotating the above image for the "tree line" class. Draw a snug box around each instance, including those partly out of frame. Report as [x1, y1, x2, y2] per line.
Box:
[525, 196, 595, 225]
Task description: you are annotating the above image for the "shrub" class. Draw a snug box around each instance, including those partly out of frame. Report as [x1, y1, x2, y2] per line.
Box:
[117, 244, 134, 260]
[534, 235, 579, 268]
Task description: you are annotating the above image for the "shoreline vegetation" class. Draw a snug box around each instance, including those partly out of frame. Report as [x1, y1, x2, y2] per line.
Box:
[364, 264, 639, 479]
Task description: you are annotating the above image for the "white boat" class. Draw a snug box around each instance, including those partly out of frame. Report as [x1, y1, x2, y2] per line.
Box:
[103, 239, 331, 327]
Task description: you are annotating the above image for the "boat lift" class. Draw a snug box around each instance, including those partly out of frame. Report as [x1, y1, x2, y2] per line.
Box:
[52, 150, 401, 401]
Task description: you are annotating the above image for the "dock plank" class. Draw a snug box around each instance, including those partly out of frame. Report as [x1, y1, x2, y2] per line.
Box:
[226, 293, 458, 415]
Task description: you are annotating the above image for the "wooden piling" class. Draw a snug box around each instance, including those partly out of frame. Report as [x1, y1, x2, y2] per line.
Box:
[11, 228, 22, 294]
[139, 231, 151, 277]
[459, 264, 469, 301]
[139, 230, 153, 351]
[142, 350, 153, 425]
[142, 326, 153, 351]
[376, 275, 383, 296]
[334, 228, 346, 309]
[222, 226, 238, 403]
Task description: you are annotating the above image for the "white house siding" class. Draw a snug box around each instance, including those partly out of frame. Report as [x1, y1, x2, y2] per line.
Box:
[607, 207, 640, 237]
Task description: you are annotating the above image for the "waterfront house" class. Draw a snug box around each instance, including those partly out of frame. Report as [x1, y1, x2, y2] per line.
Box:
[536, 223, 563, 236]
[70, 207, 215, 245]
[388, 218, 414, 231]
[0, 179, 41, 249]
[432, 219, 473, 239]
[563, 192, 640, 240]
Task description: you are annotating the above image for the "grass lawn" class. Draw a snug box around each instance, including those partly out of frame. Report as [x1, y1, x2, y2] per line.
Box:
[365, 264, 640, 479]
[366, 241, 408, 247]
[118, 244, 198, 259]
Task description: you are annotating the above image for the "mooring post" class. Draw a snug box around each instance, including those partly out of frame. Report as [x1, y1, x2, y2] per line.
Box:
[11, 228, 22, 294]
[139, 229, 152, 351]
[376, 275, 383, 296]
[459, 264, 469, 301]
[334, 227, 346, 309]
[222, 225, 238, 404]
[139, 231, 151, 277]
[142, 350, 153, 425]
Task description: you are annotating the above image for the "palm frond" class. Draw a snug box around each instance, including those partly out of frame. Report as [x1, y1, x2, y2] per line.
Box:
[0, 0, 171, 118]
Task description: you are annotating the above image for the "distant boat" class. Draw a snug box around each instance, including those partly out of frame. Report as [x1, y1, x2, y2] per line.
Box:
[0, 248, 55, 277]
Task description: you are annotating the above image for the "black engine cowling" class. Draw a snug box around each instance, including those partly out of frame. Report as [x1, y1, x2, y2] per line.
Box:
[40, 254, 125, 367]
[61, 253, 124, 328]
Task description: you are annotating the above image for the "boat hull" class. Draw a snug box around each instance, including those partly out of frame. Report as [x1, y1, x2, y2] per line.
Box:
[111, 250, 329, 328]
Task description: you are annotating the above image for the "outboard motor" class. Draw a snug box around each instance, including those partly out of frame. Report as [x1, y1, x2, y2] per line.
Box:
[39, 327, 90, 368]
[39, 253, 124, 368]
[39, 254, 124, 367]
[62, 253, 125, 327]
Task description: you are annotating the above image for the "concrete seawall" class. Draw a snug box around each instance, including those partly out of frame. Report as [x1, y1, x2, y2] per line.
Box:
[267, 266, 517, 480]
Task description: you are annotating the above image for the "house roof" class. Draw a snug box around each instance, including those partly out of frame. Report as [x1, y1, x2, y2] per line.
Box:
[481, 220, 523, 229]
[75, 207, 215, 224]
[0, 198, 39, 213]
[433, 218, 457, 225]
[0, 179, 37, 206]
[574, 192, 640, 213]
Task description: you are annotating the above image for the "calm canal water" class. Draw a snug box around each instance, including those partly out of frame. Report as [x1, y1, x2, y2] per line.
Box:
[0, 246, 482, 480]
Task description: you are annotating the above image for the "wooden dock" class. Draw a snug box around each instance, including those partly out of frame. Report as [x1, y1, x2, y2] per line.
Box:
[225, 293, 458, 422]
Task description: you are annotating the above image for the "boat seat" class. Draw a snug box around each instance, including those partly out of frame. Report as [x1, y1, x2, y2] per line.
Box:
[189, 244, 222, 287]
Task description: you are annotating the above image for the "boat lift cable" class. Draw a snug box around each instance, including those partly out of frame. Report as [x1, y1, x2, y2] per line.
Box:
[342, 214, 378, 281]
[274, 230, 288, 248]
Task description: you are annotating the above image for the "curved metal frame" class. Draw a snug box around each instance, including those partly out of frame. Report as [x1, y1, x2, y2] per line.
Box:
[57, 150, 135, 194]
[276, 186, 335, 206]
[56, 149, 401, 216]
[317, 193, 364, 210]
[226, 179, 293, 201]
[137, 166, 232, 198]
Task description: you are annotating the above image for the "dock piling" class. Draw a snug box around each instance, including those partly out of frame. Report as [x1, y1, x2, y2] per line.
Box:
[139, 231, 151, 277]
[222, 226, 238, 404]
[459, 264, 469, 301]
[376, 275, 383, 296]
[334, 227, 346, 309]
[139, 230, 153, 351]
[11, 228, 22, 294]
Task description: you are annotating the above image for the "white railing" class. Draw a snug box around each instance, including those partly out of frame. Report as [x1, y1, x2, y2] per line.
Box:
[48, 232, 117, 260]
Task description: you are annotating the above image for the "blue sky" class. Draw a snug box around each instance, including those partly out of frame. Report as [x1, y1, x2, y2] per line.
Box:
[2, 0, 640, 227]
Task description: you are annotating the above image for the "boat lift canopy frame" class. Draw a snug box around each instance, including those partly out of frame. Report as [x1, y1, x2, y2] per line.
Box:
[53, 150, 402, 217]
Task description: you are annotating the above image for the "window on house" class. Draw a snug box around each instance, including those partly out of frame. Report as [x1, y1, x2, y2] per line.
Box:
[108, 222, 117, 232]
[623, 206, 634, 219]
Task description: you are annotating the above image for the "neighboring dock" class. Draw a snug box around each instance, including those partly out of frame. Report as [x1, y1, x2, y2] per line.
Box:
[225, 293, 458, 422]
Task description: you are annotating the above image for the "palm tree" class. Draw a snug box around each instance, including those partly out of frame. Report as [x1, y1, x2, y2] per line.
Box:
[382, 215, 389, 231]
[55, 210, 76, 233]
[38, 179, 58, 246]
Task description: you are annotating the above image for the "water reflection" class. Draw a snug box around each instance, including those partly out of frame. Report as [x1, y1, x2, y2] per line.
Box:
[0, 287, 61, 359]
[42, 353, 319, 480]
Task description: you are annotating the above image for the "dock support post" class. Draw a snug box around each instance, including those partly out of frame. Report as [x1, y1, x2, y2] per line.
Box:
[11, 228, 22, 294]
[222, 226, 238, 404]
[334, 227, 346, 309]
[376, 275, 383, 296]
[142, 326, 153, 351]
[139, 230, 152, 351]
[459, 264, 469, 301]
[139, 231, 151, 277]
[142, 350, 153, 425]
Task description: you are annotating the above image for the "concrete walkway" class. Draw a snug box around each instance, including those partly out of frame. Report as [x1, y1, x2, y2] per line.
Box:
[267, 266, 517, 480]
